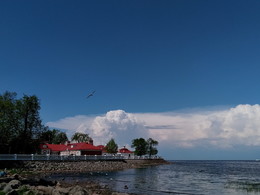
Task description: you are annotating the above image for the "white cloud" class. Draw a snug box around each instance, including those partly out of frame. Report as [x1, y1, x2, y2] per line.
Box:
[47, 110, 146, 147]
[46, 104, 260, 149]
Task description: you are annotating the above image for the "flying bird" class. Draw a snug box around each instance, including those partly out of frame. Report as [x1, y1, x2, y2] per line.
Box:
[87, 90, 96, 98]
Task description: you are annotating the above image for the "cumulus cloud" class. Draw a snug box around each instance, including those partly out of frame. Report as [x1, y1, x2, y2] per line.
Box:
[47, 110, 146, 147]
[46, 104, 260, 149]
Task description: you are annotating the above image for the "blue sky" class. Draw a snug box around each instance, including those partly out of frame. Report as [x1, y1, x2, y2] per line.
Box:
[1, 0, 260, 160]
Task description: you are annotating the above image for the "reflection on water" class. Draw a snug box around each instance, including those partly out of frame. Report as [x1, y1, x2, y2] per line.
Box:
[48, 161, 260, 195]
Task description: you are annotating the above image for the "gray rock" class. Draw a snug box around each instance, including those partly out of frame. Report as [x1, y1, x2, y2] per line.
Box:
[3, 180, 21, 193]
[36, 185, 54, 194]
[51, 188, 62, 195]
[23, 189, 36, 195]
[69, 185, 88, 195]
[3, 184, 13, 193]
[51, 187, 71, 195]
[0, 182, 7, 190]
[9, 179, 21, 188]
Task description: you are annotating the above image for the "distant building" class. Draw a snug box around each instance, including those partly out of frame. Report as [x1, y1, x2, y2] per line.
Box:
[95, 145, 134, 158]
[118, 146, 134, 159]
[40, 142, 102, 156]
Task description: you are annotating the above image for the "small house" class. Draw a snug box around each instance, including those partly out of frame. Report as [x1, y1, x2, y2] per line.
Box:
[118, 146, 134, 159]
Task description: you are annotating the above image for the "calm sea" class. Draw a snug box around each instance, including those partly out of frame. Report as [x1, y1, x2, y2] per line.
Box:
[49, 160, 260, 195]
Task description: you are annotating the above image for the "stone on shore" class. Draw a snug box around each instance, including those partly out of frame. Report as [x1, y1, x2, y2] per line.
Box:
[3, 179, 21, 193]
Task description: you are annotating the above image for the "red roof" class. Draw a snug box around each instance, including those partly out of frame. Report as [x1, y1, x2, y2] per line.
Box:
[118, 147, 133, 154]
[40, 144, 67, 151]
[67, 143, 100, 151]
[96, 145, 105, 150]
[40, 143, 101, 152]
[96, 145, 107, 153]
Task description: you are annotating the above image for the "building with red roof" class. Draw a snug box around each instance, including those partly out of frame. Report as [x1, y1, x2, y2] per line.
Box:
[118, 146, 134, 158]
[40, 142, 102, 156]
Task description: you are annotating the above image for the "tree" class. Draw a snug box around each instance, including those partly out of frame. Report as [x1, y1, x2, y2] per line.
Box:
[53, 131, 68, 144]
[0, 91, 45, 154]
[105, 138, 118, 154]
[0, 91, 18, 153]
[71, 132, 92, 143]
[146, 138, 158, 157]
[131, 138, 148, 156]
[14, 95, 44, 153]
[40, 129, 68, 144]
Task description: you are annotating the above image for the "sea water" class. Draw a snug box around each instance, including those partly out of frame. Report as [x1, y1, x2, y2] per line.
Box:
[49, 160, 260, 195]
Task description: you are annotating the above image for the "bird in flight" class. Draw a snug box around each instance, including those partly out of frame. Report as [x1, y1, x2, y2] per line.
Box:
[87, 90, 96, 98]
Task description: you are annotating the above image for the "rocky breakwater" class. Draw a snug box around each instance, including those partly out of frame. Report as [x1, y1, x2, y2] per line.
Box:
[22, 159, 169, 174]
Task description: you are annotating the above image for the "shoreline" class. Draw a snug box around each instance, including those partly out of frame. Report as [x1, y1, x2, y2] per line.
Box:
[1, 159, 170, 176]
[0, 159, 170, 195]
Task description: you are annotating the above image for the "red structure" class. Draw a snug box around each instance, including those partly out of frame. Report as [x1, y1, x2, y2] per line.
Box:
[40, 142, 102, 156]
[118, 147, 134, 154]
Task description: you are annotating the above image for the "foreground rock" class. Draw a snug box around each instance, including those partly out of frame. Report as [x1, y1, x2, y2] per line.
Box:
[0, 174, 134, 195]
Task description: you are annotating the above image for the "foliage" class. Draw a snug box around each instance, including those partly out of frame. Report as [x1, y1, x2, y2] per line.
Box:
[131, 137, 159, 156]
[53, 131, 68, 144]
[0, 91, 18, 153]
[147, 138, 159, 157]
[40, 129, 68, 144]
[105, 138, 118, 154]
[131, 138, 148, 156]
[0, 91, 45, 154]
[71, 132, 92, 143]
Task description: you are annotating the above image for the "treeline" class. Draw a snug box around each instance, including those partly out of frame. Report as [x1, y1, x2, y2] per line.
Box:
[0, 91, 45, 153]
[0, 91, 94, 154]
[105, 138, 159, 157]
[0, 91, 159, 156]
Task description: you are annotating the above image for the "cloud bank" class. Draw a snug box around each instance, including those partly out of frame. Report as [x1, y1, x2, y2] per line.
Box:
[46, 104, 260, 149]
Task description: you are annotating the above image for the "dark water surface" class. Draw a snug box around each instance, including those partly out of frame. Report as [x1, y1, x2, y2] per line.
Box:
[48, 160, 260, 195]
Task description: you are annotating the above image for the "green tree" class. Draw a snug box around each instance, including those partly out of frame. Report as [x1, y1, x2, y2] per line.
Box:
[53, 131, 68, 144]
[40, 129, 68, 144]
[0, 91, 45, 154]
[0, 91, 18, 153]
[105, 138, 118, 154]
[131, 138, 148, 156]
[146, 138, 159, 157]
[71, 132, 92, 143]
[14, 95, 43, 153]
